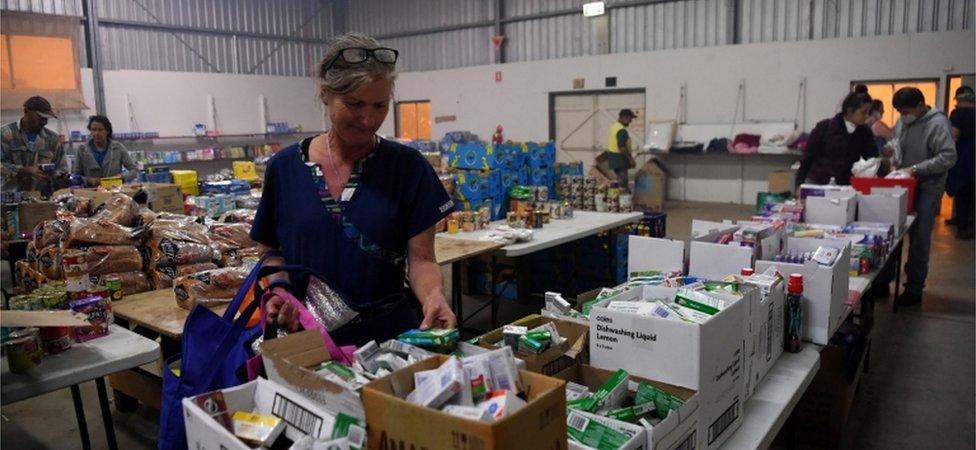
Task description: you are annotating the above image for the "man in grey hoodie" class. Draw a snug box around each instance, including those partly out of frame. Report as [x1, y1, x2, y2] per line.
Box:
[879, 87, 957, 307]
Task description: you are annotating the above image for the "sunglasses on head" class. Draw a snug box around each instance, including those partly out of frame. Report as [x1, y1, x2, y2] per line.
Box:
[323, 47, 398, 73]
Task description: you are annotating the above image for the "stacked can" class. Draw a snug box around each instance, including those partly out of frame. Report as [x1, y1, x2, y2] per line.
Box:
[535, 186, 549, 202]
[62, 249, 90, 300]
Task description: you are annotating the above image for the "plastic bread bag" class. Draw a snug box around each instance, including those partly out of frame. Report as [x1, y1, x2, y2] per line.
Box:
[15, 260, 47, 293]
[173, 266, 249, 310]
[90, 271, 152, 295]
[135, 207, 157, 227]
[217, 209, 256, 224]
[147, 237, 216, 266]
[37, 245, 63, 280]
[83, 245, 143, 275]
[92, 193, 140, 227]
[218, 246, 261, 268]
[209, 222, 256, 252]
[151, 262, 220, 289]
[149, 215, 211, 245]
[34, 219, 69, 249]
[25, 240, 38, 264]
[64, 218, 139, 247]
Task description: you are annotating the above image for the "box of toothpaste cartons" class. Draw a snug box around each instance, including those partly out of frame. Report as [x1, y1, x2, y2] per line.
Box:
[588, 284, 753, 449]
[261, 329, 365, 420]
[687, 221, 754, 281]
[569, 364, 701, 450]
[755, 237, 851, 345]
[474, 314, 590, 380]
[741, 273, 785, 399]
[361, 354, 567, 450]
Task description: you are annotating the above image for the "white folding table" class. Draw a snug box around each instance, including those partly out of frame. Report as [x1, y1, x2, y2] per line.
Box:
[2, 325, 161, 450]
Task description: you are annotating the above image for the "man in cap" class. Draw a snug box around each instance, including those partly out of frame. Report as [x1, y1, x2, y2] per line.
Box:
[1, 96, 66, 194]
[607, 109, 637, 189]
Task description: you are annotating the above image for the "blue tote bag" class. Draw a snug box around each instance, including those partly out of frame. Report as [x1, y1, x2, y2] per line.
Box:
[157, 261, 266, 450]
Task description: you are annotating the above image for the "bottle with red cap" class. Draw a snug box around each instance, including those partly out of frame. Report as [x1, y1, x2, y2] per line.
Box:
[785, 273, 803, 353]
[741, 268, 754, 277]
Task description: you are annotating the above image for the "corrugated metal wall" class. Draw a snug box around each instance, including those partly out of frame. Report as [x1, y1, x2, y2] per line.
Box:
[2, 0, 972, 74]
[739, 0, 973, 43]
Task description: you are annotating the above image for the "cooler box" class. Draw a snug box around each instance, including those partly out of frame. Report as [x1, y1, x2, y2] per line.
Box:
[851, 176, 917, 213]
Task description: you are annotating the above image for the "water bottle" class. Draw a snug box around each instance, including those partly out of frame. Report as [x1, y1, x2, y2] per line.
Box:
[785, 273, 804, 353]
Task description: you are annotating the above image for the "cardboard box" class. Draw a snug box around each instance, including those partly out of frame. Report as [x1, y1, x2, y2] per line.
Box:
[147, 183, 184, 214]
[687, 221, 753, 281]
[586, 166, 614, 187]
[567, 410, 646, 450]
[857, 187, 907, 234]
[767, 170, 794, 193]
[741, 275, 785, 399]
[233, 161, 258, 182]
[16, 202, 57, 234]
[627, 236, 685, 276]
[804, 193, 857, 227]
[571, 364, 700, 450]
[362, 355, 567, 450]
[755, 237, 851, 345]
[633, 158, 668, 212]
[260, 330, 365, 419]
[588, 285, 752, 449]
[475, 315, 589, 380]
[183, 377, 346, 450]
[170, 170, 199, 196]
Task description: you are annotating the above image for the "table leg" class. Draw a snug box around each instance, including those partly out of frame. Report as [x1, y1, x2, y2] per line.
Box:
[490, 254, 498, 329]
[893, 238, 904, 313]
[95, 377, 119, 450]
[70, 384, 92, 450]
[452, 261, 463, 329]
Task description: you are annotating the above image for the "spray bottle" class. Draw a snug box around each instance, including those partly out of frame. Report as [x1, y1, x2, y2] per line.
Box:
[785, 273, 803, 353]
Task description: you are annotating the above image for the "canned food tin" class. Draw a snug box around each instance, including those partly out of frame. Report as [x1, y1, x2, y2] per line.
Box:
[40, 326, 73, 354]
[104, 275, 123, 301]
[7, 328, 43, 374]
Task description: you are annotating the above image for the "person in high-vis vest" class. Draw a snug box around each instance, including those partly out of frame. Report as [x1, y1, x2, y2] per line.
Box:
[607, 109, 637, 190]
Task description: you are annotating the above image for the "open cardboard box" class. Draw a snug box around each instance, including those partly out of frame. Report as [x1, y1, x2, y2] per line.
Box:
[570, 364, 700, 450]
[475, 314, 589, 380]
[261, 330, 365, 419]
[184, 377, 349, 450]
[741, 274, 785, 400]
[805, 192, 857, 227]
[361, 355, 567, 450]
[857, 187, 907, 234]
[755, 237, 851, 345]
[628, 236, 685, 276]
[688, 221, 754, 281]
[588, 285, 753, 449]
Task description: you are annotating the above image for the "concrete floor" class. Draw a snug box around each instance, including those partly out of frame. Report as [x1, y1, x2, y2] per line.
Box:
[2, 200, 972, 449]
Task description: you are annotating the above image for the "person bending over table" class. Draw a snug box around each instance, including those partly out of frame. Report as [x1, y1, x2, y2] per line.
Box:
[74, 115, 139, 186]
[795, 90, 878, 189]
[251, 33, 457, 347]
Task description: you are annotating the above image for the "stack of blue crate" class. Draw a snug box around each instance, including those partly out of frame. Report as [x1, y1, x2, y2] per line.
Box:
[444, 140, 557, 222]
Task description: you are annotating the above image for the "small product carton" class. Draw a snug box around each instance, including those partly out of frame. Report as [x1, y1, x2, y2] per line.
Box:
[474, 314, 589, 380]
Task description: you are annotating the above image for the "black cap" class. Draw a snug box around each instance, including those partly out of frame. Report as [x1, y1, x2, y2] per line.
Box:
[619, 109, 637, 119]
[956, 85, 975, 101]
[24, 96, 57, 119]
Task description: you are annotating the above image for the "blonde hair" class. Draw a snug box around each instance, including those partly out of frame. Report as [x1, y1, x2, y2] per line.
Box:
[318, 33, 397, 100]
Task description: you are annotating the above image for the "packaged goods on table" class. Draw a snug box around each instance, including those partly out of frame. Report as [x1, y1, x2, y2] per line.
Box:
[91, 192, 140, 226]
[146, 237, 216, 266]
[64, 218, 139, 247]
[148, 215, 211, 244]
[149, 262, 219, 289]
[209, 223, 256, 252]
[14, 260, 47, 293]
[82, 245, 143, 275]
[218, 247, 260, 268]
[402, 347, 523, 414]
[351, 339, 437, 380]
[37, 245, 62, 279]
[173, 266, 249, 309]
[396, 327, 460, 353]
[217, 209, 256, 224]
[89, 271, 152, 296]
[33, 219, 68, 249]
[70, 294, 113, 342]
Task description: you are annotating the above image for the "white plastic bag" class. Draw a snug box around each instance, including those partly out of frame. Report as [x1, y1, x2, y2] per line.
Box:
[851, 157, 881, 177]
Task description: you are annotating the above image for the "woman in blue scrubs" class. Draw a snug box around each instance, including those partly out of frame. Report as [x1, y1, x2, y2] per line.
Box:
[251, 34, 456, 346]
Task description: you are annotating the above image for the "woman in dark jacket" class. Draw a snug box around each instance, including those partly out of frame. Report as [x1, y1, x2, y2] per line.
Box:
[796, 91, 878, 188]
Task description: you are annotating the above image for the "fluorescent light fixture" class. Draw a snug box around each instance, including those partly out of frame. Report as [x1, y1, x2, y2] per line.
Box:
[582, 1, 605, 17]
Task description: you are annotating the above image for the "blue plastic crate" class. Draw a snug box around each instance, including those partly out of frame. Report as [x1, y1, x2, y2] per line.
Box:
[446, 142, 515, 171]
[522, 142, 556, 169]
[454, 170, 502, 201]
[529, 166, 553, 187]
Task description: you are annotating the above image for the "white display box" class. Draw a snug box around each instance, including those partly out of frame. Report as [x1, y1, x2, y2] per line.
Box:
[628, 236, 685, 276]
[805, 192, 857, 227]
[857, 187, 907, 234]
[741, 275, 785, 399]
[588, 285, 755, 449]
[689, 232, 754, 282]
[755, 238, 851, 345]
[184, 378, 343, 450]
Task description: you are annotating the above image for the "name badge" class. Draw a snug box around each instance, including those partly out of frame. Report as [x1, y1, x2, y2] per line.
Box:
[341, 187, 356, 202]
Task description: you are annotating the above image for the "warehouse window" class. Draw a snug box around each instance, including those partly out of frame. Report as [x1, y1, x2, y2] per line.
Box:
[396, 101, 432, 140]
[946, 74, 975, 112]
[0, 12, 85, 110]
[852, 80, 939, 127]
